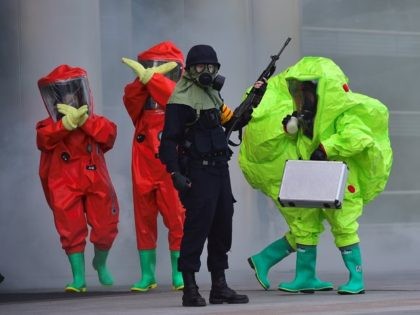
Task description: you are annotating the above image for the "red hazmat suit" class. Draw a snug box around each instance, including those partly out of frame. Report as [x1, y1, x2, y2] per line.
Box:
[123, 42, 185, 251]
[36, 65, 119, 254]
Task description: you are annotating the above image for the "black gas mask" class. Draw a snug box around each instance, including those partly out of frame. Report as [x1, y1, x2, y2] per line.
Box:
[189, 63, 225, 91]
[288, 79, 318, 138]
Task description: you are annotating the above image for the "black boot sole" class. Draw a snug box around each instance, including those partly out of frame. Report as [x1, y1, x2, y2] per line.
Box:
[209, 297, 249, 304]
[182, 300, 207, 307]
[338, 290, 365, 295]
[182, 302, 207, 307]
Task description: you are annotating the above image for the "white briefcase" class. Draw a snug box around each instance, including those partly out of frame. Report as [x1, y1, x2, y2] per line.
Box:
[278, 160, 348, 209]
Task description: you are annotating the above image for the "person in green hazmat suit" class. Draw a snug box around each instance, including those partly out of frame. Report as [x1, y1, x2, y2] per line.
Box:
[239, 56, 392, 295]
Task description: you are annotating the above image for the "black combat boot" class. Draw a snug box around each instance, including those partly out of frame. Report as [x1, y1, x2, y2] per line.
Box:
[209, 270, 249, 304]
[182, 271, 206, 307]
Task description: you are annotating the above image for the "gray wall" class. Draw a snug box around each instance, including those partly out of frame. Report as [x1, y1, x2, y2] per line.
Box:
[0, 0, 417, 291]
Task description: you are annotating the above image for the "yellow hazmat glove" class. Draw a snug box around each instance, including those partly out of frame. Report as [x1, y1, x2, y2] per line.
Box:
[57, 103, 88, 131]
[77, 105, 89, 127]
[121, 57, 177, 85]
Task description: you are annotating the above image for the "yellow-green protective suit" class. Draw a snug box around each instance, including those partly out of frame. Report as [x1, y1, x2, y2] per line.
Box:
[239, 56, 392, 247]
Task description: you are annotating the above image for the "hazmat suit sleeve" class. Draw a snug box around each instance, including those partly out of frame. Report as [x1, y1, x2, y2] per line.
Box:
[147, 74, 177, 105]
[123, 75, 176, 124]
[79, 114, 117, 153]
[123, 79, 148, 124]
[321, 109, 374, 159]
[36, 117, 71, 151]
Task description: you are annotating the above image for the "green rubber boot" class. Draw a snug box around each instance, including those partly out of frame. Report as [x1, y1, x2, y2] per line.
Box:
[338, 244, 365, 294]
[278, 245, 333, 293]
[247, 236, 294, 290]
[92, 247, 114, 286]
[65, 252, 86, 292]
[171, 250, 184, 290]
[131, 249, 157, 292]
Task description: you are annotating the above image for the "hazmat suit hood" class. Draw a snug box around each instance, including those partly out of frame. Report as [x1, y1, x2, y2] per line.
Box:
[38, 65, 93, 121]
[239, 56, 392, 206]
[284, 56, 352, 143]
[137, 41, 184, 82]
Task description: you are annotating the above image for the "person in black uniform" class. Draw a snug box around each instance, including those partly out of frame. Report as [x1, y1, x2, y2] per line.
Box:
[159, 44, 261, 307]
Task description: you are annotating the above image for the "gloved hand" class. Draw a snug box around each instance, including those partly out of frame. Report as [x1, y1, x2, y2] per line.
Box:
[77, 105, 89, 127]
[57, 104, 88, 131]
[121, 57, 177, 85]
[282, 111, 299, 134]
[310, 144, 327, 160]
[171, 171, 191, 192]
[253, 80, 267, 96]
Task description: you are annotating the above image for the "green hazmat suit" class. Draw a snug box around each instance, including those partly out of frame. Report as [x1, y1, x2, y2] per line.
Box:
[240, 56, 392, 294]
[239, 56, 392, 247]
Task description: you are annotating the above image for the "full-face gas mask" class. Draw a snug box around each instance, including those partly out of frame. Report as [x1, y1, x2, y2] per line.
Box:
[185, 44, 225, 91]
[38, 65, 92, 121]
[287, 79, 318, 138]
[188, 63, 225, 91]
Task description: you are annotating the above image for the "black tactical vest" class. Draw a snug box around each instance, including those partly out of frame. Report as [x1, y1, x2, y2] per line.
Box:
[184, 108, 230, 161]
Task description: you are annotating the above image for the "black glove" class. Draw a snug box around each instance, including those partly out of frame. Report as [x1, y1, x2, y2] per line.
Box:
[310, 145, 327, 161]
[281, 111, 298, 131]
[171, 172, 191, 192]
[253, 82, 267, 96]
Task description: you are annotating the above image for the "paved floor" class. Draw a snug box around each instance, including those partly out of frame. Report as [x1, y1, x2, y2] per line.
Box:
[1, 271, 420, 315]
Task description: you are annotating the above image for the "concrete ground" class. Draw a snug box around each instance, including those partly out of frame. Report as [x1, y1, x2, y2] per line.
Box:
[1, 271, 420, 315]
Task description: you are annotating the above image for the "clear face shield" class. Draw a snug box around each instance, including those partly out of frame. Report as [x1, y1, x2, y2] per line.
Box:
[139, 60, 183, 110]
[139, 60, 183, 82]
[39, 77, 92, 121]
[288, 79, 318, 138]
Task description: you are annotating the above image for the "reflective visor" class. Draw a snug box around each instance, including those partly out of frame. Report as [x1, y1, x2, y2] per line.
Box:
[139, 60, 183, 82]
[39, 77, 91, 121]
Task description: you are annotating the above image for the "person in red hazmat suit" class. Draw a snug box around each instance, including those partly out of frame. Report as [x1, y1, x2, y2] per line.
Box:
[121, 41, 186, 292]
[36, 65, 119, 293]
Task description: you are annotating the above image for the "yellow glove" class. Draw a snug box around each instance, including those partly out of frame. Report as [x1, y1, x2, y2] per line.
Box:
[121, 57, 177, 85]
[77, 105, 89, 127]
[57, 104, 88, 131]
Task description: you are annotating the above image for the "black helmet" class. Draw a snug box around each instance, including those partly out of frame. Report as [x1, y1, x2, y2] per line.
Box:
[186, 45, 220, 69]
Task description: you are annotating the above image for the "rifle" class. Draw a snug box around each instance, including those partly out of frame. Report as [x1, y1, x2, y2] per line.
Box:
[225, 37, 291, 146]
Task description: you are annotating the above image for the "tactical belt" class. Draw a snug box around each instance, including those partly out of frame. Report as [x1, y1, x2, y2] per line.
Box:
[189, 158, 228, 167]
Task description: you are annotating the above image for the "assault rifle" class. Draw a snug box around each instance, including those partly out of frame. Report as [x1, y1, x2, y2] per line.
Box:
[225, 37, 291, 146]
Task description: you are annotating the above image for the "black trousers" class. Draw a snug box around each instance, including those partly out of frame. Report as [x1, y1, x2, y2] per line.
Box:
[178, 163, 234, 272]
